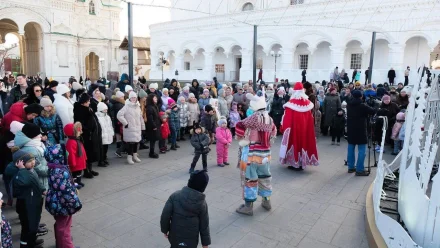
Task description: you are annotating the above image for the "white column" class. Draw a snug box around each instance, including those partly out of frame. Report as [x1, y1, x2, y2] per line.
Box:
[241, 48, 251, 70]
[330, 46, 345, 70]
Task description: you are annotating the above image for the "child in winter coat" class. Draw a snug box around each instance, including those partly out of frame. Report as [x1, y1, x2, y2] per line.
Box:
[330, 108, 345, 145]
[187, 93, 200, 136]
[159, 112, 170, 153]
[201, 104, 216, 145]
[96, 102, 114, 167]
[229, 102, 240, 137]
[215, 117, 232, 167]
[44, 143, 82, 248]
[160, 170, 211, 248]
[65, 122, 87, 188]
[0, 198, 13, 248]
[168, 102, 181, 150]
[34, 96, 64, 146]
[177, 96, 189, 141]
[391, 112, 405, 155]
[189, 123, 211, 173]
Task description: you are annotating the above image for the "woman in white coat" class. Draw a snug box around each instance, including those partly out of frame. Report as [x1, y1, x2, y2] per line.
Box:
[117, 92, 145, 164]
[96, 102, 114, 166]
[53, 84, 74, 128]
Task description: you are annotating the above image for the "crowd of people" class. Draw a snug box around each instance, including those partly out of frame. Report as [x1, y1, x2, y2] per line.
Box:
[0, 69, 415, 247]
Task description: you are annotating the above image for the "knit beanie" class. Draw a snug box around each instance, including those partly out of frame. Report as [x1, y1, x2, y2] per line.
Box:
[168, 102, 178, 110]
[217, 116, 227, 126]
[204, 104, 213, 113]
[22, 123, 42, 139]
[203, 89, 209, 94]
[78, 93, 91, 104]
[162, 88, 169, 93]
[382, 95, 391, 101]
[39, 96, 53, 107]
[24, 103, 43, 115]
[149, 83, 158, 90]
[72, 81, 83, 91]
[188, 170, 209, 193]
[125, 85, 133, 92]
[97, 102, 108, 112]
[138, 89, 148, 98]
[49, 80, 59, 88]
[129, 91, 137, 99]
[352, 90, 362, 99]
[57, 84, 70, 95]
[13, 150, 35, 165]
[189, 93, 195, 98]
[116, 91, 125, 99]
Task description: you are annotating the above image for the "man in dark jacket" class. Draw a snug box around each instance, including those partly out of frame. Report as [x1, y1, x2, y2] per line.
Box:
[161, 170, 211, 248]
[116, 73, 130, 92]
[44, 80, 58, 102]
[387, 68, 396, 86]
[346, 90, 376, 176]
[190, 79, 201, 100]
[5, 73, 28, 113]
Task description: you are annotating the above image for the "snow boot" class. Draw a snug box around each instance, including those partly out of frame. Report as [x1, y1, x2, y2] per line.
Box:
[133, 153, 141, 163]
[127, 155, 135, 165]
[261, 198, 272, 211]
[236, 202, 253, 216]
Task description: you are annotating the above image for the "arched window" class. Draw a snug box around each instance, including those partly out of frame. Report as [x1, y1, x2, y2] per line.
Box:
[242, 2, 254, 11]
[89, 1, 96, 15]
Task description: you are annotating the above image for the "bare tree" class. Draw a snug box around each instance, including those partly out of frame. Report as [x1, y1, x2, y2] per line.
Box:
[0, 46, 14, 76]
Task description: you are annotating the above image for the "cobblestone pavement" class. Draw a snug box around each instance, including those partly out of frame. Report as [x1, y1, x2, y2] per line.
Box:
[3, 136, 394, 248]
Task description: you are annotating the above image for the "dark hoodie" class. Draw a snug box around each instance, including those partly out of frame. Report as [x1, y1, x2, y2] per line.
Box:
[190, 79, 200, 100]
[160, 186, 211, 248]
[116, 73, 130, 92]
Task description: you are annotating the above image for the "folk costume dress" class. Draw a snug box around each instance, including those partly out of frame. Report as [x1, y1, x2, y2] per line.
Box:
[279, 82, 319, 169]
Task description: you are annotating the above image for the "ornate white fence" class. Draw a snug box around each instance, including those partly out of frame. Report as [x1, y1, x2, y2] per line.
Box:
[372, 71, 440, 247]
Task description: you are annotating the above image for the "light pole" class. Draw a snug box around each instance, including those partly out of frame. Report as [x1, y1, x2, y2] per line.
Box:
[158, 55, 167, 82]
[270, 50, 281, 83]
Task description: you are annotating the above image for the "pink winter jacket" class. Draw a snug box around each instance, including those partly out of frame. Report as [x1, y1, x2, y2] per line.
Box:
[215, 127, 232, 145]
[391, 122, 403, 140]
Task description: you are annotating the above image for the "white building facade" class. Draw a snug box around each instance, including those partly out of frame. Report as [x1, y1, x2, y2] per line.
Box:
[149, 0, 440, 84]
[0, 0, 121, 82]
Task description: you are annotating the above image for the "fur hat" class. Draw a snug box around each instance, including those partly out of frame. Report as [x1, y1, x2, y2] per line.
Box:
[116, 91, 125, 99]
[188, 170, 209, 193]
[56, 84, 70, 95]
[72, 81, 83, 91]
[204, 104, 213, 113]
[138, 89, 148, 98]
[24, 103, 43, 115]
[97, 102, 108, 112]
[246, 92, 266, 111]
[352, 90, 363, 99]
[125, 85, 133, 92]
[78, 92, 91, 104]
[13, 149, 35, 165]
[39, 96, 53, 107]
[149, 83, 158, 90]
[129, 91, 137, 99]
[217, 116, 227, 126]
[22, 123, 42, 139]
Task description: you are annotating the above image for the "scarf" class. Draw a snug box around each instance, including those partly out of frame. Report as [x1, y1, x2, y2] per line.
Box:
[68, 136, 83, 157]
[25, 138, 46, 155]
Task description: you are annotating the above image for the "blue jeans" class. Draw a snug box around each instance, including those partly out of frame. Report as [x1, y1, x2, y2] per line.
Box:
[393, 140, 403, 154]
[170, 128, 179, 145]
[347, 144, 366, 172]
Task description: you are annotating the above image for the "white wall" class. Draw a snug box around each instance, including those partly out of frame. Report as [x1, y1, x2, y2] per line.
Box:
[312, 42, 331, 70]
[404, 37, 431, 70]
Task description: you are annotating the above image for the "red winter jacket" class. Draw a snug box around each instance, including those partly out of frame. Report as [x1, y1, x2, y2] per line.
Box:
[64, 123, 87, 172]
[1, 101, 25, 134]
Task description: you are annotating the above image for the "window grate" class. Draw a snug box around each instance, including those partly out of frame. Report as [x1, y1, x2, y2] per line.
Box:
[299, 55, 308, 70]
[350, 53, 362, 70]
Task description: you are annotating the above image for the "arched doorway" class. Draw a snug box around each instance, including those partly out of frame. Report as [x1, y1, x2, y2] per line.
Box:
[312, 41, 331, 69]
[85, 52, 99, 81]
[404, 37, 430, 70]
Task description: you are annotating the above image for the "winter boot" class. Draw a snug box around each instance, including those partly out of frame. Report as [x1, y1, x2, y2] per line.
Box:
[139, 141, 149, 150]
[133, 153, 141, 163]
[261, 197, 272, 211]
[331, 141, 335, 145]
[77, 176, 85, 187]
[98, 161, 107, 167]
[149, 153, 159, 159]
[236, 202, 253, 216]
[170, 144, 177, 150]
[127, 155, 135, 165]
[160, 147, 167, 153]
[175, 144, 180, 148]
[83, 169, 94, 179]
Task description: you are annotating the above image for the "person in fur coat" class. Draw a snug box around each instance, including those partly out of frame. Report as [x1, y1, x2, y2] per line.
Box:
[117, 92, 145, 165]
[177, 96, 189, 141]
[96, 102, 114, 166]
[187, 93, 200, 135]
[215, 117, 232, 167]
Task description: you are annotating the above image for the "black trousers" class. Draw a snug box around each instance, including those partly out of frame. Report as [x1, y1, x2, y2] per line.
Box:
[102, 144, 108, 160]
[404, 76, 409, 86]
[127, 143, 138, 155]
[231, 127, 236, 137]
[16, 199, 38, 248]
[150, 140, 156, 155]
[191, 153, 207, 170]
[159, 138, 166, 148]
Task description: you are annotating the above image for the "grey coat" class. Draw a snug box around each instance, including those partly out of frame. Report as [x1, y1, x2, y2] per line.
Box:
[117, 100, 145, 143]
[323, 93, 341, 126]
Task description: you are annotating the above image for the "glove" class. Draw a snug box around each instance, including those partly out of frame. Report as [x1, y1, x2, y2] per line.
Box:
[125, 124, 128, 128]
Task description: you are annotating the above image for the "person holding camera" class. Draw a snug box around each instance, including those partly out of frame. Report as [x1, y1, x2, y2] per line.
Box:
[346, 90, 376, 176]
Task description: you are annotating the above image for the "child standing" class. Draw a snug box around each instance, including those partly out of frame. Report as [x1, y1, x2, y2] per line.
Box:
[65, 122, 87, 187]
[187, 93, 200, 137]
[160, 170, 211, 248]
[330, 108, 345, 146]
[96, 102, 114, 167]
[189, 123, 210, 173]
[391, 112, 405, 155]
[177, 96, 189, 141]
[215, 117, 232, 167]
[229, 102, 240, 137]
[169, 102, 181, 150]
[44, 144, 82, 248]
[159, 112, 170, 153]
[201, 104, 216, 145]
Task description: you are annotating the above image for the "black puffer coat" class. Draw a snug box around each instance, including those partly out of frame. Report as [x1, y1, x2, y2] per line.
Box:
[73, 102, 103, 163]
[160, 186, 211, 248]
[146, 94, 161, 141]
[270, 94, 289, 130]
[111, 96, 125, 134]
[346, 98, 376, 145]
[190, 80, 200, 100]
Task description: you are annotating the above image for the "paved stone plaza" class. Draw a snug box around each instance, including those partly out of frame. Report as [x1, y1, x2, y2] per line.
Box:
[3, 136, 394, 248]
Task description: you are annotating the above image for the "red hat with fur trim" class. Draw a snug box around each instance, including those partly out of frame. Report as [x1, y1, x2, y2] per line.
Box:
[285, 82, 314, 113]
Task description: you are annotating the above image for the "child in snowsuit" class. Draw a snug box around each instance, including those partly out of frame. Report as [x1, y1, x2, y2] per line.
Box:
[331, 108, 345, 145]
[201, 104, 216, 145]
[177, 96, 189, 141]
[168, 102, 180, 150]
[96, 102, 114, 167]
[159, 112, 170, 153]
[44, 143, 82, 248]
[229, 102, 240, 137]
[160, 170, 211, 248]
[65, 122, 87, 188]
[189, 123, 210, 173]
[391, 112, 405, 155]
[215, 116, 232, 167]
